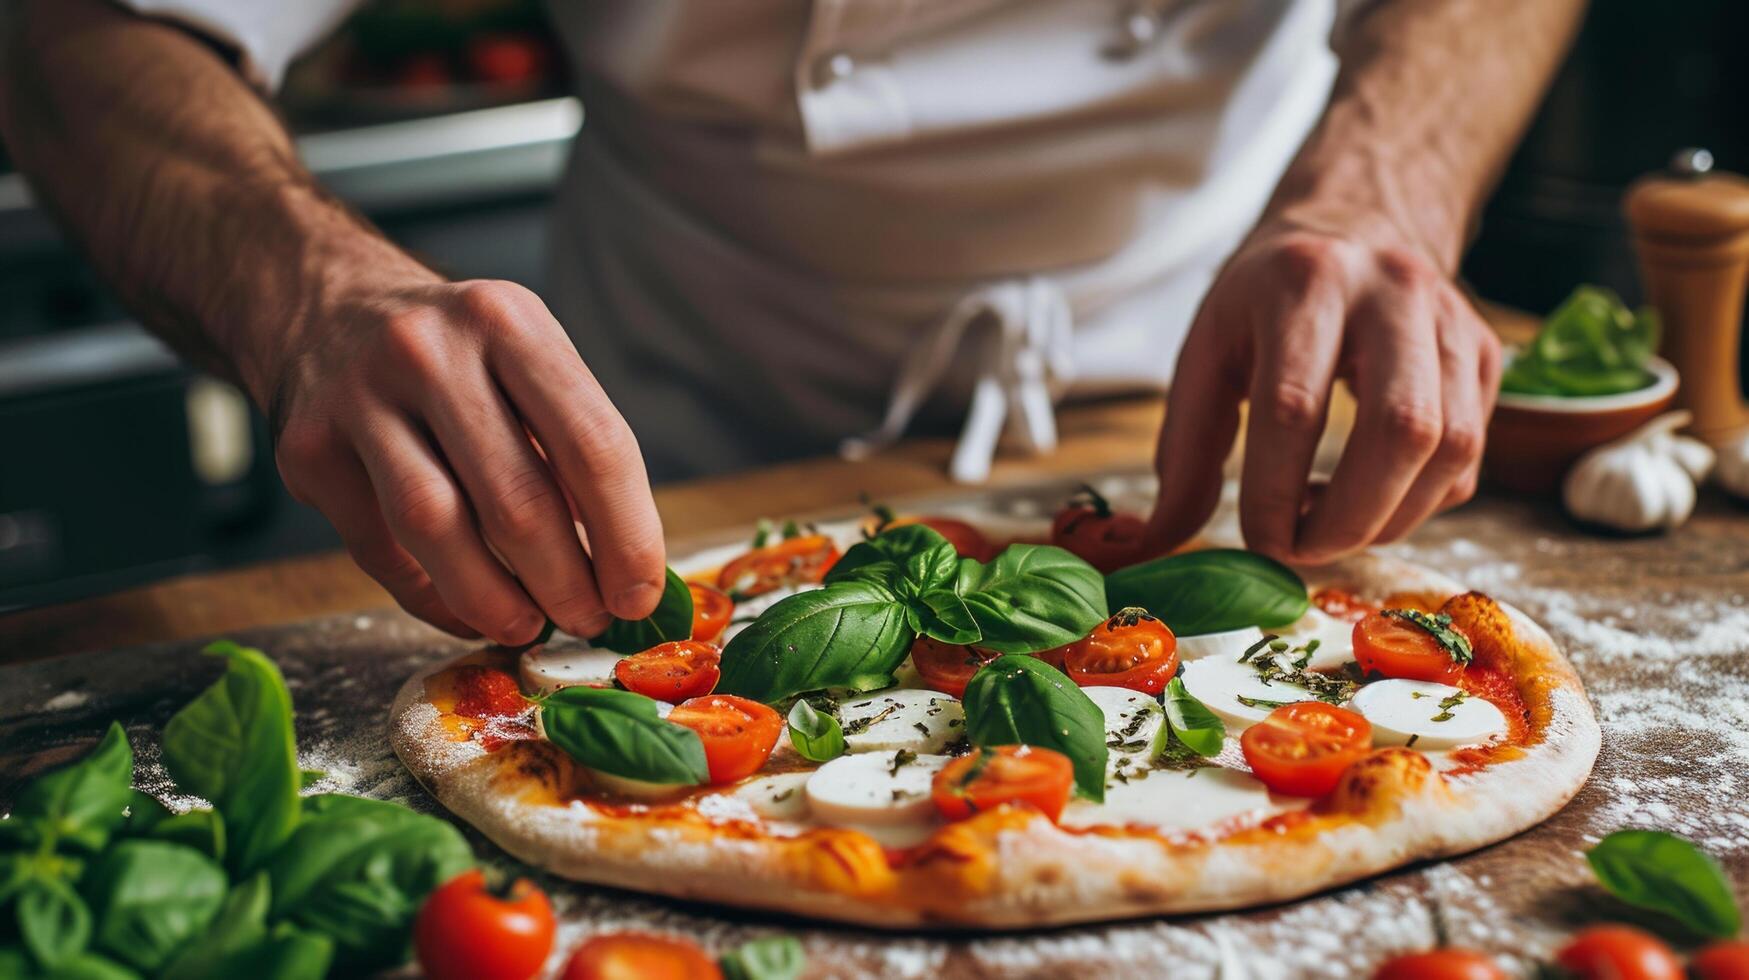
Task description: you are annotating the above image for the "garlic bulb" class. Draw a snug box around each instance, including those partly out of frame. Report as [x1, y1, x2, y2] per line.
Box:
[1562, 411, 1714, 532]
[1716, 429, 1749, 500]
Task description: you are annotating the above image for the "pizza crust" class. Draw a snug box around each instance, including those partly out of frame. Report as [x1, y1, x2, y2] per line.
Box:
[389, 541, 1599, 930]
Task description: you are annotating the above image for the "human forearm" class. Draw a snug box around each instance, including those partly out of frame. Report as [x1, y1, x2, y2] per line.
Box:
[0, 0, 434, 405]
[1265, 0, 1587, 271]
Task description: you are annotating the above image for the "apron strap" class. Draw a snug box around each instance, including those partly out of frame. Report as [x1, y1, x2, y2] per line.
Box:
[840, 277, 1074, 483]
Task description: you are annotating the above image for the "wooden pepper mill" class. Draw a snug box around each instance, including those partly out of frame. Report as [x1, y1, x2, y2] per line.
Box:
[1624, 149, 1749, 444]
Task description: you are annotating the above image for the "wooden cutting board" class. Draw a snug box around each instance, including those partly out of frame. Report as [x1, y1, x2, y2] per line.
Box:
[4, 475, 1747, 979]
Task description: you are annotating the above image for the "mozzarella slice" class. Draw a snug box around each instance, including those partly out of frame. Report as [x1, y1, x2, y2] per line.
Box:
[518, 643, 622, 695]
[726, 772, 813, 822]
[1179, 656, 1317, 729]
[1080, 686, 1164, 755]
[1175, 626, 1267, 663]
[838, 688, 964, 754]
[1061, 766, 1277, 832]
[804, 751, 950, 830]
[1352, 679, 1506, 750]
[1276, 608, 1359, 671]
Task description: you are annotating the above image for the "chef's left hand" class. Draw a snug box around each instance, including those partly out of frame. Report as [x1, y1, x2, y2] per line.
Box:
[1144, 219, 1502, 564]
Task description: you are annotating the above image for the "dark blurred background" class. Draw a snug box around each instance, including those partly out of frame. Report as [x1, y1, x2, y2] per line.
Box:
[1, 0, 1745, 613]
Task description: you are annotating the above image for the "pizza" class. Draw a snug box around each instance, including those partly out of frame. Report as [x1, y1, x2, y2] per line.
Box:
[389, 480, 1600, 930]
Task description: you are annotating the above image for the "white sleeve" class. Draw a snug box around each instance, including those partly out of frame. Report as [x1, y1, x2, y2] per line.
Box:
[113, 0, 363, 91]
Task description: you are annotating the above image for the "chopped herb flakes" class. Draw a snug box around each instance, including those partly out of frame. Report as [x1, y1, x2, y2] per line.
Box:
[1384, 609, 1474, 665]
[1431, 691, 1468, 722]
[1248, 652, 1358, 706]
[1236, 694, 1294, 711]
[888, 749, 918, 775]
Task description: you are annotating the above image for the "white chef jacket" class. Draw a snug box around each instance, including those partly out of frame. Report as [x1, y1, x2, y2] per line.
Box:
[120, 0, 1349, 482]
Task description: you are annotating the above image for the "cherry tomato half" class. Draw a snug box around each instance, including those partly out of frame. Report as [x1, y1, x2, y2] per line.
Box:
[1312, 587, 1379, 624]
[415, 869, 555, 980]
[1353, 610, 1469, 684]
[1059, 608, 1179, 695]
[910, 637, 1000, 698]
[716, 534, 840, 598]
[666, 695, 783, 784]
[614, 641, 721, 702]
[1049, 486, 1149, 573]
[931, 745, 1074, 823]
[688, 583, 734, 645]
[452, 666, 528, 719]
[561, 932, 722, 980]
[1239, 702, 1373, 797]
[1554, 925, 1683, 980]
[1372, 949, 1505, 980]
[1692, 940, 1749, 980]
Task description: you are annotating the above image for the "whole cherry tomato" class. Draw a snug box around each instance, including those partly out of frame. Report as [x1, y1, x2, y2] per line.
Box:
[688, 582, 734, 644]
[1057, 608, 1179, 695]
[1353, 610, 1470, 684]
[910, 637, 1000, 698]
[1049, 485, 1149, 573]
[1240, 702, 1373, 797]
[561, 932, 722, 980]
[1692, 940, 1749, 980]
[666, 695, 783, 784]
[614, 641, 721, 702]
[415, 869, 555, 980]
[1372, 948, 1505, 980]
[717, 534, 839, 598]
[466, 32, 547, 86]
[1554, 925, 1683, 980]
[931, 745, 1074, 823]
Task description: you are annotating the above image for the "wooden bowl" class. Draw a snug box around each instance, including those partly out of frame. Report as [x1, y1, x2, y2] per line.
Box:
[1483, 356, 1679, 495]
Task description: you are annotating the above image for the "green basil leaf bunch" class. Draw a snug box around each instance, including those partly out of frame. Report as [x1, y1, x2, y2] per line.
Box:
[1, 641, 475, 979]
[1104, 549, 1308, 636]
[1586, 829, 1741, 939]
[594, 567, 694, 654]
[719, 526, 1107, 703]
[785, 700, 845, 763]
[541, 686, 710, 785]
[960, 655, 1108, 802]
[1501, 285, 1660, 397]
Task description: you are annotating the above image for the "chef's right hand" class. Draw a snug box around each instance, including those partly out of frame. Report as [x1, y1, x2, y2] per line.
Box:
[257, 277, 667, 645]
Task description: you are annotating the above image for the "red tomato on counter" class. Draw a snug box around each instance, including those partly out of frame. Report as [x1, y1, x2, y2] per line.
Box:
[561, 932, 722, 980]
[415, 869, 554, 980]
[1049, 485, 1149, 573]
[1554, 926, 1683, 980]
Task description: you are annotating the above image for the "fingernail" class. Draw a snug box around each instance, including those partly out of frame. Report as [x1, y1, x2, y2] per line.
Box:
[612, 582, 663, 619]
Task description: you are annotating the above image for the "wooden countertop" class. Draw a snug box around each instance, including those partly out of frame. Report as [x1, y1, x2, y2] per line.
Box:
[0, 397, 1169, 663]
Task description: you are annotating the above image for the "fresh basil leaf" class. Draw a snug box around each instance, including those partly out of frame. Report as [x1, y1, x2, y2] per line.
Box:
[265, 794, 472, 972]
[3, 723, 133, 854]
[83, 839, 227, 973]
[594, 567, 694, 653]
[298, 769, 326, 789]
[542, 686, 709, 784]
[0, 947, 140, 980]
[719, 935, 805, 980]
[911, 588, 981, 646]
[955, 545, 1107, 655]
[786, 699, 845, 763]
[717, 582, 914, 703]
[17, 875, 91, 970]
[124, 795, 225, 863]
[826, 524, 958, 597]
[1104, 549, 1308, 635]
[1160, 678, 1225, 758]
[961, 655, 1108, 802]
[161, 642, 301, 875]
[160, 874, 334, 980]
[1586, 829, 1741, 939]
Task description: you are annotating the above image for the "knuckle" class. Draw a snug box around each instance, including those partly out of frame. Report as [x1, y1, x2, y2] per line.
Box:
[1375, 247, 1438, 291]
[1261, 381, 1325, 434]
[456, 280, 533, 324]
[572, 410, 642, 474]
[1382, 400, 1443, 454]
[1449, 472, 1480, 506]
[1439, 424, 1486, 465]
[479, 463, 560, 543]
[1271, 237, 1340, 293]
[387, 478, 463, 541]
[273, 420, 339, 496]
[379, 312, 448, 379]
